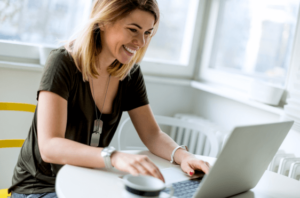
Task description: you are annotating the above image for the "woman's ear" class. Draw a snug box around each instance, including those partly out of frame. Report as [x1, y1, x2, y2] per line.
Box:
[98, 23, 105, 31]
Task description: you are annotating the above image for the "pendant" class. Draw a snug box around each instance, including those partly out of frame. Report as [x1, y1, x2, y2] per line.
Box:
[90, 119, 103, 147]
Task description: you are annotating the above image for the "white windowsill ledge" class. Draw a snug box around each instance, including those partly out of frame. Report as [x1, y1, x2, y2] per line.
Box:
[191, 81, 284, 116]
[0, 60, 43, 71]
[144, 75, 191, 86]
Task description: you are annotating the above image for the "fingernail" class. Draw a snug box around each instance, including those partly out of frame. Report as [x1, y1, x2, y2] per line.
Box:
[189, 171, 194, 176]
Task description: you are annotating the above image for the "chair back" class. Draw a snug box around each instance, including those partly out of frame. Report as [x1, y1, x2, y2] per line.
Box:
[0, 102, 36, 113]
[0, 102, 36, 197]
[0, 102, 35, 148]
[117, 115, 219, 157]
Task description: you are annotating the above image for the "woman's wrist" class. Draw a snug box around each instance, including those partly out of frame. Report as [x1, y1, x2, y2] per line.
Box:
[110, 150, 120, 167]
[173, 148, 193, 165]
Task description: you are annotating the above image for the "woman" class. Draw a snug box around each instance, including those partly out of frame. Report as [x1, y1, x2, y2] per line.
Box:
[9, 0, 210, 197]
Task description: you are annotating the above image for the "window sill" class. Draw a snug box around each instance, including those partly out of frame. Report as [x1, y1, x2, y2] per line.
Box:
[144, 75, 191, 86]
[191, 81, 284, 116]
[0, 60, 43, 71]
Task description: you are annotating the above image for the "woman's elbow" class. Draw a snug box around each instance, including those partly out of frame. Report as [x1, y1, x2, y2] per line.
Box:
[38, 139, 54, 163]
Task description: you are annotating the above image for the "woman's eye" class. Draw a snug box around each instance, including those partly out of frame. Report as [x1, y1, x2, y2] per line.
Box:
[129, 28, 137, 33]
[145, 31, 152, 35]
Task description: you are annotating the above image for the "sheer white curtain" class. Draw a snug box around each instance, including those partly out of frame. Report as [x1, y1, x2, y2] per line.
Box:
[282, 4, 300, 132]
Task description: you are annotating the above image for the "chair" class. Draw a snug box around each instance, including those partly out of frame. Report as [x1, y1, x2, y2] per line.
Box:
[0, 102, 36, 198]
[117, 115, 219, 157]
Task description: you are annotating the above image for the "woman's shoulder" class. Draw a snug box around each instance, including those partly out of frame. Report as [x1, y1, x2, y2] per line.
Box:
[38, 47, 79, 100]
[45, 46, 78, 75]
[47, 46, 75, 65]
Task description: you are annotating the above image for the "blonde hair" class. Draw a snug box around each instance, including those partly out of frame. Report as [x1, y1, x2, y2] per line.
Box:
[65, 0, 160, 81]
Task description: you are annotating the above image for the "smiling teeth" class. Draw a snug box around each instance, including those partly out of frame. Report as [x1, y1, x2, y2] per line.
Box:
[124, 45, 137, 54]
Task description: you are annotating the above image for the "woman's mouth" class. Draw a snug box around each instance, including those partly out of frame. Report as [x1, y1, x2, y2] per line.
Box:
[123, 45, 137, 55]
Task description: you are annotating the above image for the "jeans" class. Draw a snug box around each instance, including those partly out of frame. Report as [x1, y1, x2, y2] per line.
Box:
[12, 192, 57, 198]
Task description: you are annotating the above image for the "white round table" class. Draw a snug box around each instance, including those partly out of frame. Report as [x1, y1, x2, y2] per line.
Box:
[56, 150, 300, 198]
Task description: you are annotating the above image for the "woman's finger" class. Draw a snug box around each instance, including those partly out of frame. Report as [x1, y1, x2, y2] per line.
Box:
[198, 160, 210, 174]
[127, 165, 139, 176]
[136, 155, 164, 182]
[205, 162, 210, 168]
[187, 159, 210, 174]
[144, 157, 165, 182]
[142, 161, 165, 182]
[132, 161, 152, 175]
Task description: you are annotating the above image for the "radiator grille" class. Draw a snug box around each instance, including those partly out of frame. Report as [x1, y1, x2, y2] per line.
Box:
[268, 151, 300, 181]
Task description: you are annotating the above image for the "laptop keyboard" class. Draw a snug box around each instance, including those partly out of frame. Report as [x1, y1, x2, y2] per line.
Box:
[161, 179, 202, 198]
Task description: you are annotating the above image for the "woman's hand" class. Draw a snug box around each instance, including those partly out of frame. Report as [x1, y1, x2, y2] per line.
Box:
[111, 152, 165, 182]
[180, 155, 210, 176]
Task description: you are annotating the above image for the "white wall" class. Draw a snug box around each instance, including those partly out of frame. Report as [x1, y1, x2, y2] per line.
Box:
[191, 90, 280, 130]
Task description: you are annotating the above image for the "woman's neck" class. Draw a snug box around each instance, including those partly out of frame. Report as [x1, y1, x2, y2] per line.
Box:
[97, 47, 116, 73]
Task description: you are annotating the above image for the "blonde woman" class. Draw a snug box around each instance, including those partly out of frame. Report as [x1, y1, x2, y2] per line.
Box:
[9, 0, 210, 197]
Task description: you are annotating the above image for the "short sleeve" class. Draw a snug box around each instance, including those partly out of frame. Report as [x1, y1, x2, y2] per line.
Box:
[123, 65, 149, 111]
[37, 48, 75, 101]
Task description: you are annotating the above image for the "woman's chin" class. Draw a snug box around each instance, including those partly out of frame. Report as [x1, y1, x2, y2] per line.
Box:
[117, 57, 132, 64]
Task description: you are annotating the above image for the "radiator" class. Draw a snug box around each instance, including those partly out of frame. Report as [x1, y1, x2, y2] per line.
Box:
[170, 114, 227, 156]
[268, 151, 300, 181]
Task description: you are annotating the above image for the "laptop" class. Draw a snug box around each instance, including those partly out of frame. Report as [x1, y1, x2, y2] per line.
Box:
[160, 120, 294, 198]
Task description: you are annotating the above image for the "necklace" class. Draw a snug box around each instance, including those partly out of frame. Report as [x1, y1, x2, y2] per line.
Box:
[89, 74, 111, 147]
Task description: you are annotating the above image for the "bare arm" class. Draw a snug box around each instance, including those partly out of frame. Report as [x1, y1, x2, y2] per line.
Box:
[37, 91, 105, 168]
[37, 91, 164, 181]
[129, 105, 209, 174]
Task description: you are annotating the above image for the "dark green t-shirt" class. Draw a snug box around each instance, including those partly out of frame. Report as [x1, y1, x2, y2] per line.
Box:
[9, 47, 149, 194]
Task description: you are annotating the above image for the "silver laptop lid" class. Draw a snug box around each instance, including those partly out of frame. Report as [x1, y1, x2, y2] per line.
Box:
[194, 120, 294, 198]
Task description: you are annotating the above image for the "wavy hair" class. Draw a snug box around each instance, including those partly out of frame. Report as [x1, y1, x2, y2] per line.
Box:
[65, 0, 160, 81]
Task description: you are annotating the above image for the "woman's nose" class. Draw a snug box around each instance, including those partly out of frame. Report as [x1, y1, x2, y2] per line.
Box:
[134, 33, 145, 48]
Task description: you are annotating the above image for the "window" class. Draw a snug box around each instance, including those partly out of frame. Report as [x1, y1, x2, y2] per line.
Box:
[0, 0, 203, 78]
[145, 0, 197, 65]
[0, 0, 91, 46]
[200, 0, 300, 89]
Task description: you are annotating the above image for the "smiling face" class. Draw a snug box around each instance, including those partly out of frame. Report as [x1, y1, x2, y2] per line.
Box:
[100, 9, 155, 64]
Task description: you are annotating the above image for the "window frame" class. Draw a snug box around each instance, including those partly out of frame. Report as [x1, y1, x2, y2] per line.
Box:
[0, 40, 40, 60]
[0, 40, 45, 72]
[141, 0, 206, 78]
[198, 0, 255, 91]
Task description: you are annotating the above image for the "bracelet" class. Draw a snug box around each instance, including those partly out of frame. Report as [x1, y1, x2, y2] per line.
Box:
[170, 145, 188, 164]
